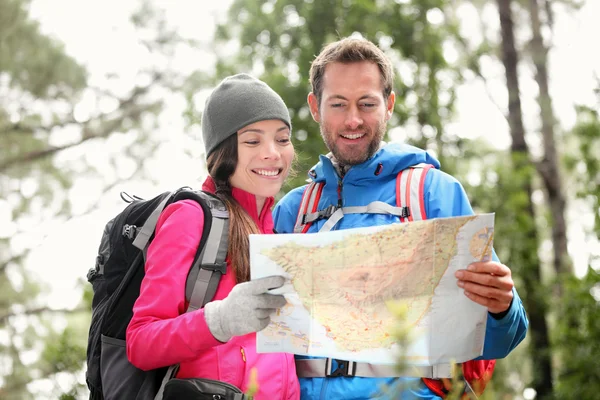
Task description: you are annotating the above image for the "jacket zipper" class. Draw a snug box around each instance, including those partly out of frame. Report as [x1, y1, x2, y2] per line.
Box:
[337, 179, 343, 209]
[240, 347, 247, 390]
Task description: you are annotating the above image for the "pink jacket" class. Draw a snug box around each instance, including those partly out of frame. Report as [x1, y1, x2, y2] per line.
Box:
[126, 178, 300, 399]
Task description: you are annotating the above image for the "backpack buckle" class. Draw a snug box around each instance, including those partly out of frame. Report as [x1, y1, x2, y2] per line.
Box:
[200, 262, 227, 274]
[325, 359, 356, 377]
[319, 205, 338, 219]
[400, 207, 411, 219]
[302, 204, 338, 225]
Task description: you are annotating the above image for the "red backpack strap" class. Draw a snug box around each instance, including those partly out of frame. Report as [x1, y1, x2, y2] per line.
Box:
[396, 163, 434, 222]
[422, 377, 453, 398]
[462, 359, 496, 395]
[422, 360, 496, 398]
[293, 181, 324, 233]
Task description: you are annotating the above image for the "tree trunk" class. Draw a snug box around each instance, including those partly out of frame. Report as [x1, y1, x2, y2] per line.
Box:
[496, 0, 554, 397]
[528, 0, 572, 285]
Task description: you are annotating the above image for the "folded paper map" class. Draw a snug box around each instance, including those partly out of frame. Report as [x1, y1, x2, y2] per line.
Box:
[249, 214, 494, 366]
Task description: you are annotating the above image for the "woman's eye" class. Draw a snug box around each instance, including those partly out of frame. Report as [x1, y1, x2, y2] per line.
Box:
[245, 140, 259, 145]
[278, 138, 291, 144]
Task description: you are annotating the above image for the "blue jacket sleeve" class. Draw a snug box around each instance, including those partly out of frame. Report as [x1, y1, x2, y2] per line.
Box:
[425, 169, 528, 359]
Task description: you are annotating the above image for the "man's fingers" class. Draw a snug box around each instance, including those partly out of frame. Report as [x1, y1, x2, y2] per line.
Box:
[463, 290, 512, 314]
[454, 262, 514, 314]
[456, 262, 514, 291]
[456, 271, 514, 291]
[466, 261, 511, 276]
[459, 281, 514, 304]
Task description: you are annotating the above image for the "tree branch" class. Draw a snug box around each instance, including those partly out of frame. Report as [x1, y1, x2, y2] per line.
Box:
[0, 116, 77, 136]
[543, 0, 554, 32]
[467, 72, 510, 126]
[0, 305, 88, 325]
[0, 358, 84, 397]
[1, 138, 160, 283]
[0, 71, 165, 173]
[0, 251, 29, 275]
[67, 139, 161, 218]
[0, 141, 159, 275]
[0, 99, 160, 173]
[447, 9, 510, 126]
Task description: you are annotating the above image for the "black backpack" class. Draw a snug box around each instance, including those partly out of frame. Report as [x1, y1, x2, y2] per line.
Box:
[85, 187, 229, 400]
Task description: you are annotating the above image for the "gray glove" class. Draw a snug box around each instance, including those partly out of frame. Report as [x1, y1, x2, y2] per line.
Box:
[204, 275, 287, 342]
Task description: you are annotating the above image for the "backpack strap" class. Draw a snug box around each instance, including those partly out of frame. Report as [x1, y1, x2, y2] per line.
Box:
[295, 358, 452, 379]
[184, 191, 229, 311]
[396, 162, 434, 222]
[130, 190, 230, 305]
[294, 181, 325, 233]
[422, 359, 495, 399]
[131, 192, 173, 251]
[152, 189, 230, 400]
[296, 163, 432, 233]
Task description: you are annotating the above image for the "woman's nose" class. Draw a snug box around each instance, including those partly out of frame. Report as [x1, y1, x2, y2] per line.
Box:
[261, 140, 281, 159]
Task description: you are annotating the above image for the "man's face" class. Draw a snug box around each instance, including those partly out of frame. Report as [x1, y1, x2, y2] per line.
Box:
[308, 61, 395, 166]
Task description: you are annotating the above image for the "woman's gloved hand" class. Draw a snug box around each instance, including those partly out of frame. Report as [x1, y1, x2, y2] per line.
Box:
[204, 275, 287, 342]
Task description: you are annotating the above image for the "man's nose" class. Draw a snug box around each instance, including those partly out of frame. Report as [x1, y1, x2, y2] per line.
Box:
[345, 106, 363, 130]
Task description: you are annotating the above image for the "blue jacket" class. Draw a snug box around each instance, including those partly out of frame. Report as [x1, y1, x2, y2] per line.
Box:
[273, 143, 528, 399]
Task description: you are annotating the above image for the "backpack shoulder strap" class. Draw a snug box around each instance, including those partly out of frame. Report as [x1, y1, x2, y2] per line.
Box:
[294, 163, 434, 233]
[154, 189, 230, 400]
[131, 192, 174, 251]
[127, 188, 229, 310]
[174, 190, 229, 312]
[422, 359, 495, 399]
[396, 163, 434, 222]
[293, 181, 324, 233]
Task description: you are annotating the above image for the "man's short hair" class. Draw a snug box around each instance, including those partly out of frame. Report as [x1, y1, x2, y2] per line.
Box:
[309, 37, 394, 105]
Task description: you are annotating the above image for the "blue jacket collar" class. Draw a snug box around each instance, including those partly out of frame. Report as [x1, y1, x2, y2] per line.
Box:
[308, 142, 441, 186]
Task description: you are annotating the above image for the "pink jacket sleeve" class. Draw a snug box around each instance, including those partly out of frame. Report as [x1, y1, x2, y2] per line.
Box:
[126, 199, 222, 371]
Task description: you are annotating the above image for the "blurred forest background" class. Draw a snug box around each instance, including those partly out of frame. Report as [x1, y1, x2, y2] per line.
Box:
[1, 0, 599, 398]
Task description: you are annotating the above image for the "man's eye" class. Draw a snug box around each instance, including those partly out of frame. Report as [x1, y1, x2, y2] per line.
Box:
[330, 103, 344, 108]
[361, 103, 376, 108]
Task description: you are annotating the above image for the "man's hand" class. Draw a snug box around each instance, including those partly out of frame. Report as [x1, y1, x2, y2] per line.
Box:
[455, 261, 514, 314]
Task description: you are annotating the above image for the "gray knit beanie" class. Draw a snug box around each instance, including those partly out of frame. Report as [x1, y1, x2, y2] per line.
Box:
[201, 74, 291, 158]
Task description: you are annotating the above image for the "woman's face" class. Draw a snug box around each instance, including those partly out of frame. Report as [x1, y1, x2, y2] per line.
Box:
[229, 119, 294, 201]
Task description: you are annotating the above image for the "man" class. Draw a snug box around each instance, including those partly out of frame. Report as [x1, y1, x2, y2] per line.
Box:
[273, 37, 528, 399]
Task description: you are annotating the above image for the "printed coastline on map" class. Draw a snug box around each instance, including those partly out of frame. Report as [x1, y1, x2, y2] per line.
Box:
[249, 214, 494, 366]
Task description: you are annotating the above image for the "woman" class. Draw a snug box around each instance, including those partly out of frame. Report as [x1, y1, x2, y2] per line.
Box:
[126, 74, 299, 399]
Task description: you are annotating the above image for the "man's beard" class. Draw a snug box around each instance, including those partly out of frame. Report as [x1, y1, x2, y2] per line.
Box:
[320, 120, 386, 166]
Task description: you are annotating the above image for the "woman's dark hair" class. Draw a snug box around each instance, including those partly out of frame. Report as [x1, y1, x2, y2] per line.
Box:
[206, 134, 259, 283]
